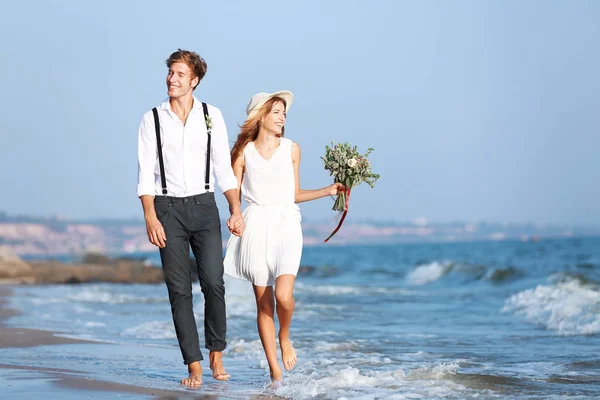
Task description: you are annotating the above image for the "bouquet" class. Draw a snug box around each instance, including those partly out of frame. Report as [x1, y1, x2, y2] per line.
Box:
[321, 142, 380, 242]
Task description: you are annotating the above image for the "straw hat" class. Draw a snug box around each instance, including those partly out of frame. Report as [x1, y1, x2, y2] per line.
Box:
[245, 90, 294, 119]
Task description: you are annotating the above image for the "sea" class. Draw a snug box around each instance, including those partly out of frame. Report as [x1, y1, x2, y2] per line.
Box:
[3, 236, 600, 399]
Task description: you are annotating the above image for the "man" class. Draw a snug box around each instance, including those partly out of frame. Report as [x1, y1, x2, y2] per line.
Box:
[137, 49, 244, 387]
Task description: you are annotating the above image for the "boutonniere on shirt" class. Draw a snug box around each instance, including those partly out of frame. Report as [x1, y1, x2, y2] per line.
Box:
[205, 115, 213, 131]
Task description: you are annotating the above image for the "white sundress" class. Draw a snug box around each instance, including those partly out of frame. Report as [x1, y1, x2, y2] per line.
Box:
[224, 137, 303, 286]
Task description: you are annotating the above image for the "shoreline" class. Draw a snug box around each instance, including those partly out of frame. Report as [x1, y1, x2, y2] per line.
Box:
[9, 233, 600, 264]
[0, 286, 97, 348]
[0, 286, 217, 399]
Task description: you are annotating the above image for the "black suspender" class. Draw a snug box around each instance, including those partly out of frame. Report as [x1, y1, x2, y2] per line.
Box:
[152, 108, 168, 195]
[202, 102, 212, 193]
[152, 103, 213, 195]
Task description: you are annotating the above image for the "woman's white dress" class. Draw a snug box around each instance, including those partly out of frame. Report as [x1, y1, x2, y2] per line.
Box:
[224, 137, 303, 286]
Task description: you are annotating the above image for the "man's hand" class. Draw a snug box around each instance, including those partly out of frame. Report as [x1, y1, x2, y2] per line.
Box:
[223, 188, 245, 237]
[227, 212, 245, 237]
[146, 216, 167, 248]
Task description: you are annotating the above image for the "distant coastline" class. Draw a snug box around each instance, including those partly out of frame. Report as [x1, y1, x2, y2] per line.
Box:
[0, 211, 598, 257]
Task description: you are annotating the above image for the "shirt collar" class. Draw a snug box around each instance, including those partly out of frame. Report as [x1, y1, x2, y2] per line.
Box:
[159, 96, 202, 111]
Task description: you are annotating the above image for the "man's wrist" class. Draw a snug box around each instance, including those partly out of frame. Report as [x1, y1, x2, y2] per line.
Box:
[144, 209, 157, 222]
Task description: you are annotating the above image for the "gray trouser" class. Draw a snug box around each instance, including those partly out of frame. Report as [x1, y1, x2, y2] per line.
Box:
[155, 193, 226, 365]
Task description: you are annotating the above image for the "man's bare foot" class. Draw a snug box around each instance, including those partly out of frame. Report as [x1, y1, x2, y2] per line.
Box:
[181, 361, 202, 388]
[209, 351, 230, 381]
[280, 338, 297, 371]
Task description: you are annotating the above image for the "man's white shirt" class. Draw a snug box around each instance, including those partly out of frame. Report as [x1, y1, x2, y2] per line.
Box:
[137, 97, 238, 197]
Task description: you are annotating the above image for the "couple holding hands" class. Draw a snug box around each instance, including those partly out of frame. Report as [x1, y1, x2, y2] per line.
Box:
[137, 49, 344, 386]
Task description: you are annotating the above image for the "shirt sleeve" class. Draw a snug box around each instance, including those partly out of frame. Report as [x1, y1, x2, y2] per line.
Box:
[136, 112, 157, 197]
[210, 107, 238, 193]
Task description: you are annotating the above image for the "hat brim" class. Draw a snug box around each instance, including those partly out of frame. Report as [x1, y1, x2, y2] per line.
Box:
[247, 90, 294, 119]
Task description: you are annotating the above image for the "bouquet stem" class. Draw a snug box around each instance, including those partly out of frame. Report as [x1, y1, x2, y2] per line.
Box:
[324, 188, 351, 242]
[332, 190, 346, 213]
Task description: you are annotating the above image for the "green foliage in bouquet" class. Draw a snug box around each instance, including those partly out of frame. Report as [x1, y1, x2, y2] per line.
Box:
[321, 142, 381, 213]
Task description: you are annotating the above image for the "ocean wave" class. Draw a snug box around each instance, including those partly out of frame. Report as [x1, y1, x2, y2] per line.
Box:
[487, 266, 524, 283]
[551, 271, 600, 286]
[121, 321, 176, 340]
[30, 297, 68, 305]
[502, 278, 600, 335]
[406, 261, 454, 285]
[406, 260, 526, 286]
[295, 283, 362, 295]
[67, 288, 165, 305]
[406, 362, 460, 380]
[271, 359, 544, 399]
[273, 362, 488, 400]
[295, 282, 415, 296]
[83, 321, 106, 328]
[312, 340, 363, 352]
[226, 338, 265, 359]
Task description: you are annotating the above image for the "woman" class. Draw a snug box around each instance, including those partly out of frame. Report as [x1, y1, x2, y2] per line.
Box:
[224, 90, 344, 382]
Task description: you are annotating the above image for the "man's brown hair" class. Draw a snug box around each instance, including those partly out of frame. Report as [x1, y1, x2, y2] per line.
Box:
[166, 49, 207, 89]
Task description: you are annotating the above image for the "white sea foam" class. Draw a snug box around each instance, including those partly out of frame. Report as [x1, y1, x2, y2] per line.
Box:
[400, 333, 437, 339]
[293, 303, 344, 318]
[30, 297, 67, 305]
[399, 351, 431, 361]
[302, 303, 345, 311]
[122, 321, 176, 340]
[295, 282, 415, 296]
[273, 362, 470, 400]
[72, 305, 93, 314]
[66, 289, 161, 305]
[486, 361, 568, 380]
[83, 321, 106, 328]
[296, 283, 362, 295]
[313, 340, 363, 352]
[502, 278, 600, 335]
[225, 338, 265, 359]
[406, 362, 460, 380]
[406, 261, 453, 285]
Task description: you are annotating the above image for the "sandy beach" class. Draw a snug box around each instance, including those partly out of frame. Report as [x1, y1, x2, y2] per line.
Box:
[0, 286, 218, 399]
[0, 287, 95, 348]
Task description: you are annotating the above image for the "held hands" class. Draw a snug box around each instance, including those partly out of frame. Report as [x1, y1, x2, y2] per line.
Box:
[146, 215, 167, 248]
[227, 212, 245, 237]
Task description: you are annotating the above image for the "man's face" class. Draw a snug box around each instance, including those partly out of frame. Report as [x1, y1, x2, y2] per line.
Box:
[166, 62, 198, 98]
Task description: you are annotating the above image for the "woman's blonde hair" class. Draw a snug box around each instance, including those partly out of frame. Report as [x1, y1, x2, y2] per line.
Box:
[231, 97, 287, 165]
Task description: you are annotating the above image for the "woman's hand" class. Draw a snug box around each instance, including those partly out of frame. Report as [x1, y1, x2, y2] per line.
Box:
[227, 212, 245, 237]
[327, 182, 347, 196]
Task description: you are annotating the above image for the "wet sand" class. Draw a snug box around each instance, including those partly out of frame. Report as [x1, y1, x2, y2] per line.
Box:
[0, 286, 96, 348]
[0, 286, 215, 399]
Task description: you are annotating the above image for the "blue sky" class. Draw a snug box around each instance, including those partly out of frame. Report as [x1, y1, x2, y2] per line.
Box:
[1, 0, 598, 225]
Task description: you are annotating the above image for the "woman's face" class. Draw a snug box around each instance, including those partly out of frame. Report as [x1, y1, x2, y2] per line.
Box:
[261, 101, 286, 135]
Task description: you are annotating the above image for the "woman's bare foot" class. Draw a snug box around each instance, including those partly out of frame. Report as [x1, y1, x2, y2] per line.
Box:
[279, 338, 297, 371]
[181, 361, 202, 388]
[270, 365, 283, 382]
[209, 351, 230, 381]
